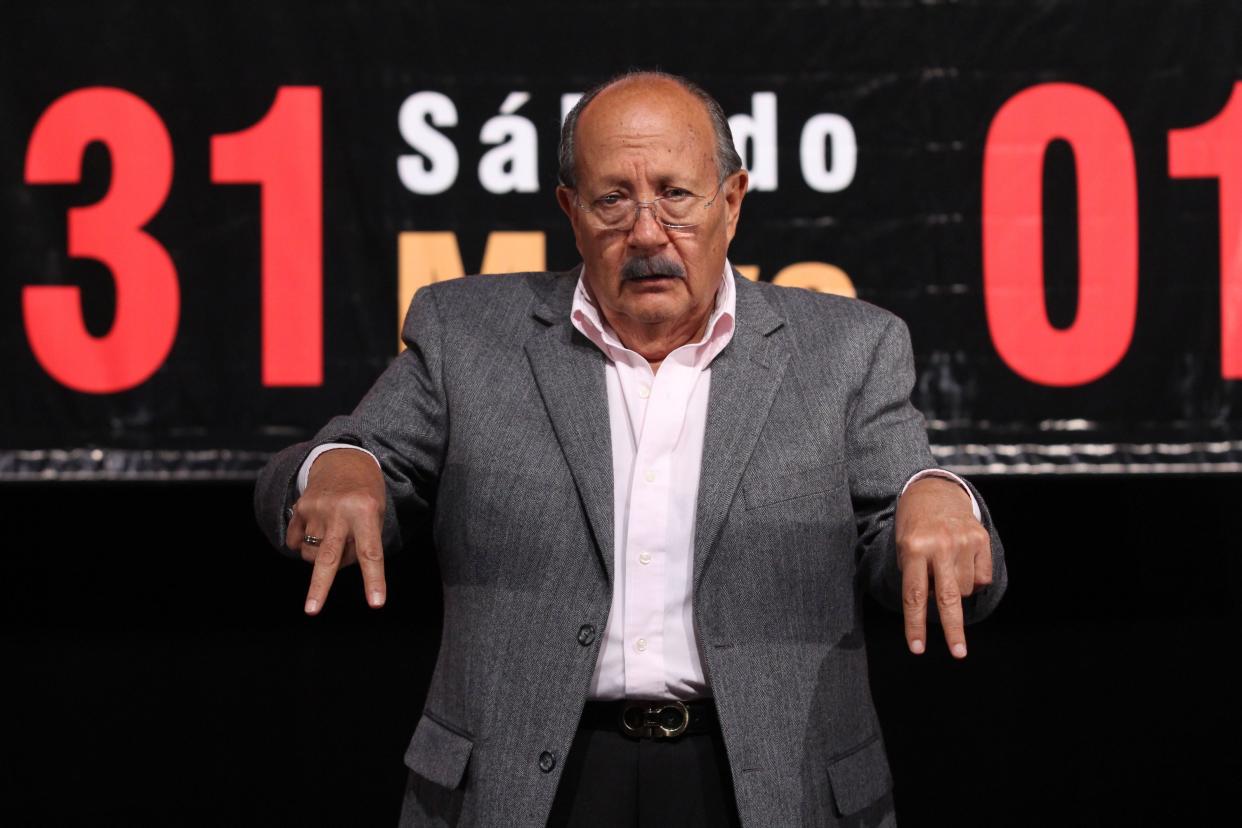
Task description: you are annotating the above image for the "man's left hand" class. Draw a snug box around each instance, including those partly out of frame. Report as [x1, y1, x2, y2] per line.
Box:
[894, 476, 992, 659]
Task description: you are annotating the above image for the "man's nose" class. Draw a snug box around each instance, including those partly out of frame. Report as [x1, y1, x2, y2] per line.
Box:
[627, 204, 670, 249]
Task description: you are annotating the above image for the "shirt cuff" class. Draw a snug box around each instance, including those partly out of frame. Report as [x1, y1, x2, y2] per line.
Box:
[296, 443, 382, 494]
[900, 469, 982, 522]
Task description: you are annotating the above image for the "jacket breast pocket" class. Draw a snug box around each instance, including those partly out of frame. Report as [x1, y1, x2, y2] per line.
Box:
[403, 711, 474, 790]
[742, 459, 845, 511]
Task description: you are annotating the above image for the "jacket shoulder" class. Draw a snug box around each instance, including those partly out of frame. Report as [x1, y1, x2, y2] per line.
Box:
[422, 270, 569, 314]
[746, 278, 906, 345]
[403, 270, 574, 343]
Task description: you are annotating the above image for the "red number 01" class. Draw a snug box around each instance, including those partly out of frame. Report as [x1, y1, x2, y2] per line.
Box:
[24, 87, 178, 393]
[982, 83, 1139, 387]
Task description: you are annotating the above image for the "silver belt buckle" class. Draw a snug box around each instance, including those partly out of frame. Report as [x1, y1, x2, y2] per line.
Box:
[620, 700, 690, 738]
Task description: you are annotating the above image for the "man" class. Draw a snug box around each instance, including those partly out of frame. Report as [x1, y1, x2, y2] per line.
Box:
[255, 71, 1006, 827]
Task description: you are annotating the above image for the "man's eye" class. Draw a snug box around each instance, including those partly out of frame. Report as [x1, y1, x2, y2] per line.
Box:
[597, 194, 625, 207]
[663, 188, 692, 200]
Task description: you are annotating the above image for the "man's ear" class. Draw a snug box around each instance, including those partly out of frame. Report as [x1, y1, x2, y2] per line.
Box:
[723, 170, 749, 243]
[556, 186, 577, 223]
[557, 186, 587, 258]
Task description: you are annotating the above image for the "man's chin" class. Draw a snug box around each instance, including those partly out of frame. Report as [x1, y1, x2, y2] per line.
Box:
[619, 294, 691, 326]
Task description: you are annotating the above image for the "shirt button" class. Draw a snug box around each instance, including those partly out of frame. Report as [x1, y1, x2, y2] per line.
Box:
[638, 385, 651, 399]
[538, 751, 556, 773]
[638, 551, 652, 565]
[577, 624, 596, 646]
[644, 469, 656, 483]
[635, 638, 648, 653]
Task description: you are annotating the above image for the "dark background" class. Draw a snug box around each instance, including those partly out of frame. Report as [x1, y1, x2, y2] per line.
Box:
[3, 1, 1241, 824]
[5, 0, 1242, 473]
[3, 477, 1237, 825]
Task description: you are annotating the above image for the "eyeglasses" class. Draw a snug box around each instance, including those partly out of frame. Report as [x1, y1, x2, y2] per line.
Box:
[574, 176, 727, 232]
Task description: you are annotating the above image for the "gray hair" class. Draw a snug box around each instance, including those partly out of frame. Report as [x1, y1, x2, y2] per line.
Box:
[557, 70, 743, 189]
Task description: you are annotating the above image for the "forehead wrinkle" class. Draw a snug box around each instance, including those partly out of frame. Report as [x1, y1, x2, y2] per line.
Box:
[581, 129, 711, 190]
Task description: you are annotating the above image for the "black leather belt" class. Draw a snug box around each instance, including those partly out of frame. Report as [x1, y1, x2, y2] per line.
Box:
[580, 699, 719, 739]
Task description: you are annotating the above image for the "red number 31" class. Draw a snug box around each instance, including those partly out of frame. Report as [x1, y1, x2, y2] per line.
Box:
[24, 86, 322, 393]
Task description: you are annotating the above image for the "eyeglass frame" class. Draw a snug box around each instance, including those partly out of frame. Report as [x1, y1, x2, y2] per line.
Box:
[570, 173, 731, 232]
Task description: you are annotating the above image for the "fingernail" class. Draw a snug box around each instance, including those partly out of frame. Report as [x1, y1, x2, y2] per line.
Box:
[952, 643, 967, 658]
[911, 639, 924, 654]
[305, 598, 319, 614]
[370, 590, 384, 607]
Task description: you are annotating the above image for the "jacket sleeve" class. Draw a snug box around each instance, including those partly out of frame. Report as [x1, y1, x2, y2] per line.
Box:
[846, 314, 1007, 624]
[253, 285, 449, 558]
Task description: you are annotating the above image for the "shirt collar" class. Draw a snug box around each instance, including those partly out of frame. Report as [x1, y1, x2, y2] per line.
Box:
[570, 261, 737, 363]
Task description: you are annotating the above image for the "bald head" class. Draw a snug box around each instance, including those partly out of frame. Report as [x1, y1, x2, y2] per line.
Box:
[557, 71, 742, 189]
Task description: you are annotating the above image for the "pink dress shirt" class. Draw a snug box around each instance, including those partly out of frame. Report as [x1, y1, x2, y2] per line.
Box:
[570, 266, 738, 701]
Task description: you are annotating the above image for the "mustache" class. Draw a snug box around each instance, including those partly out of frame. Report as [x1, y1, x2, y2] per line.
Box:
[621, 256, 686, 281]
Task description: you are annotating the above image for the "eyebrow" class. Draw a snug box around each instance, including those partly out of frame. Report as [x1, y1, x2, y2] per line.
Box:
[590, 173, 701, 193]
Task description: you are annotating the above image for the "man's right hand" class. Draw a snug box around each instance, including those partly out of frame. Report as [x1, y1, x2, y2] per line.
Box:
[285, 448, 387, 615]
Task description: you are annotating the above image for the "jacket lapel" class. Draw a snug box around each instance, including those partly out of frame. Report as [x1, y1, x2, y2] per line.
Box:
[524, 271, 615, 586]
[693, 275, 788, 593]
[521, 268, 788, 591]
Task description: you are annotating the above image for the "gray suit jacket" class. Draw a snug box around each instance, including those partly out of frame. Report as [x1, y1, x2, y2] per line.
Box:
[254, 267, 1007, 827]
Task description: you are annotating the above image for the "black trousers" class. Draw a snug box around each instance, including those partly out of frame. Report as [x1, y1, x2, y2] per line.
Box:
[546, 704, 744, 827]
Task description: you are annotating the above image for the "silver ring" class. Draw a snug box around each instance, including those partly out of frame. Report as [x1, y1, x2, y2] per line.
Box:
[303, 535, 323, 546]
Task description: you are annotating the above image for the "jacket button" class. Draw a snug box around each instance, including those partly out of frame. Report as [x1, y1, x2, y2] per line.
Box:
[538, 751, 556, 773]
[577, 624, 596, 646]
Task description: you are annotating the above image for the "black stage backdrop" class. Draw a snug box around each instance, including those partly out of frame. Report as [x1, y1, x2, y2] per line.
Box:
[1, 1, 1239, 825]
[6, 0, 1242, 476]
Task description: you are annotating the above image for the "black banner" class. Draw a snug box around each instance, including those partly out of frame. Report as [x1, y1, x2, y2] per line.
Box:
[4, 0, 1242, 478]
